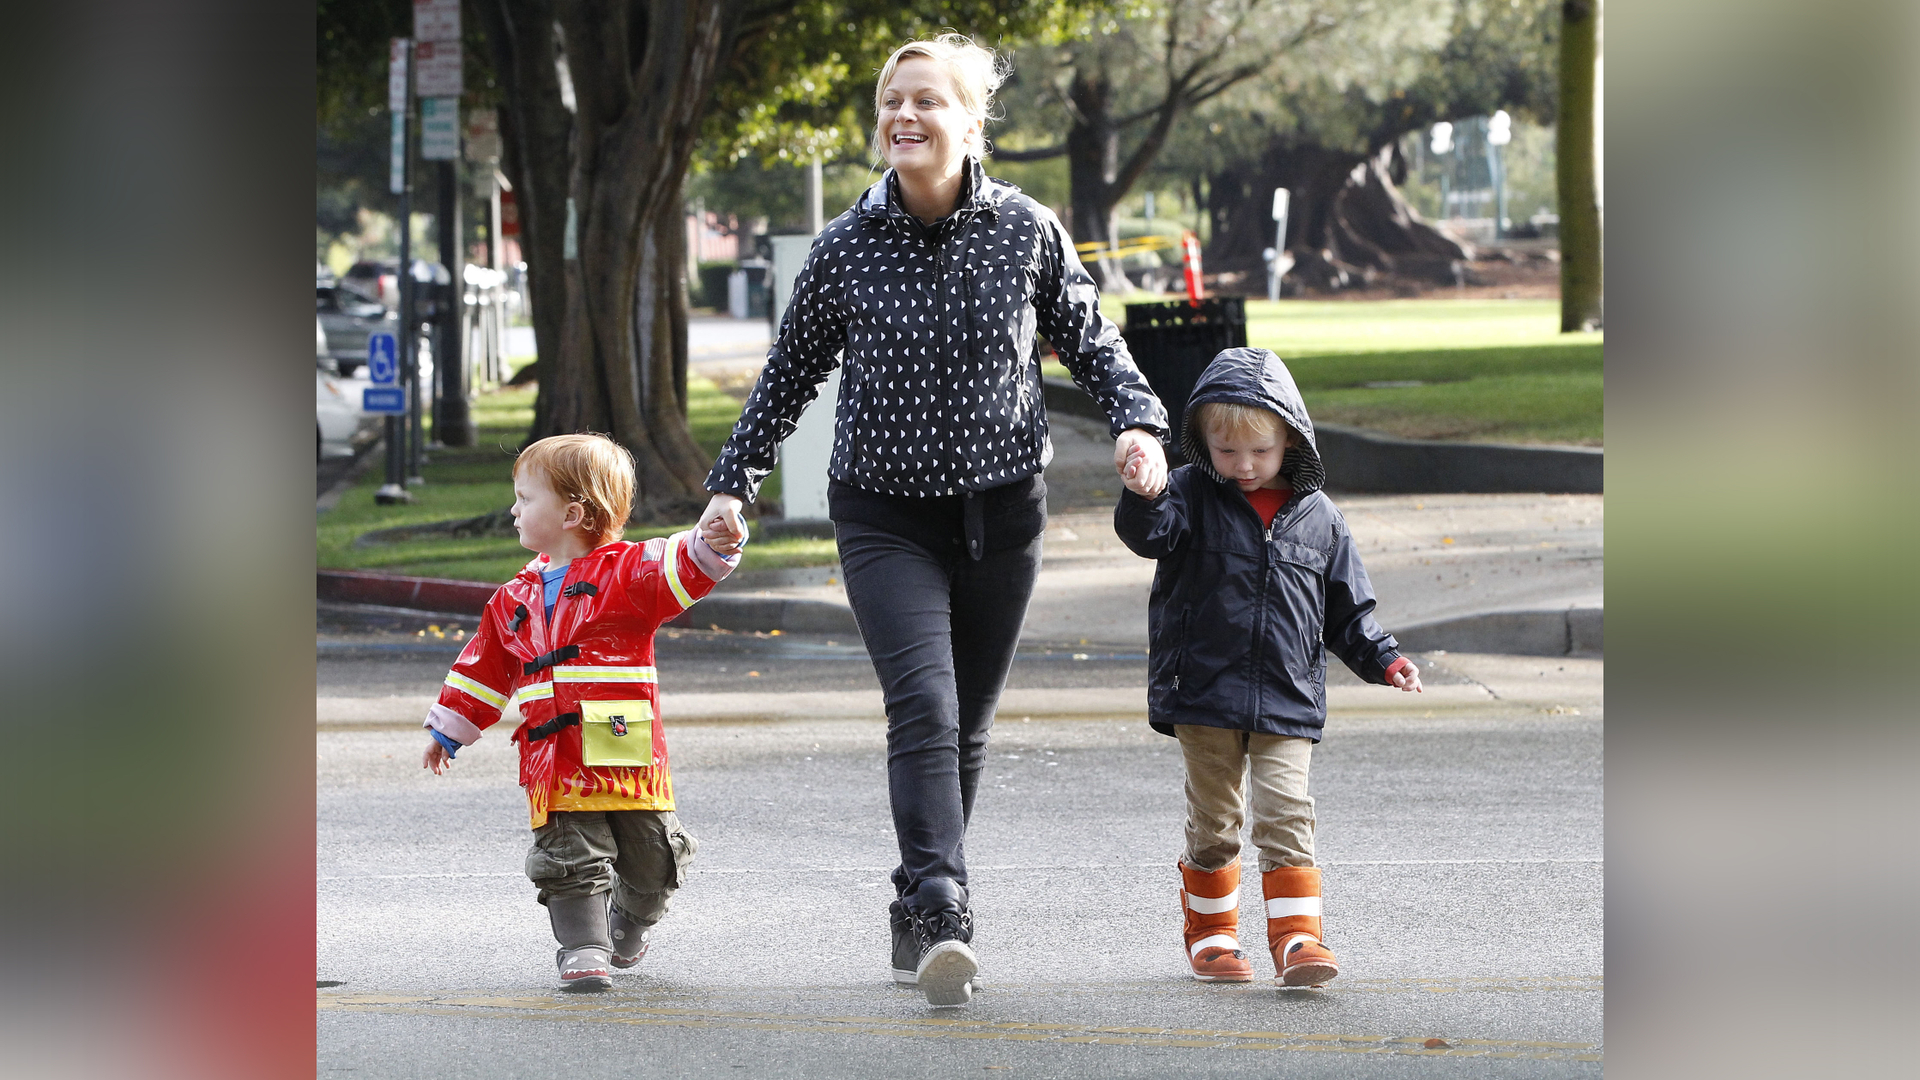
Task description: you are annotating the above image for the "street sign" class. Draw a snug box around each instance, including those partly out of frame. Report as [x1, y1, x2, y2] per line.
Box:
[500, 187, 519, 236]
[464, 108, 501, 163]
[413, 40, 462, 97]
[367, 332, 398, 384]
[389, 113, 407, 194]
[363, 387, 407, 414]
[388, 38, 410, 110]
[389, 38, 410, 194]
[420, 96, 460, 160]
[413, 0, 460, 42]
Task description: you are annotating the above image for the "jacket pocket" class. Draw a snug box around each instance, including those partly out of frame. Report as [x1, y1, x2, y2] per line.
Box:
[667, 822, 699, 888]
[837, 363, 868, 468]
[579, 700, 653, 768]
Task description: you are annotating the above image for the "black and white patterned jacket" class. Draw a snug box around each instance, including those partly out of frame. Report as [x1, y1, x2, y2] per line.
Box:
[704, 160, 1169, 501]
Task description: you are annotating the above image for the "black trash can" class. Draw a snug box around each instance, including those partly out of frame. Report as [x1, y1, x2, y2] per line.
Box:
[1121, 297, 1247, 463]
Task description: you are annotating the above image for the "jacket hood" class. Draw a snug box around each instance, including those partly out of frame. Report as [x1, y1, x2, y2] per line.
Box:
[1180, 347, 1325, 497]
[855, 158, 1017, 226]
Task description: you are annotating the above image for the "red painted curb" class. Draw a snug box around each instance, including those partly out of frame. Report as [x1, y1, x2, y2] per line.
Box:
[318, 570, 496, 615]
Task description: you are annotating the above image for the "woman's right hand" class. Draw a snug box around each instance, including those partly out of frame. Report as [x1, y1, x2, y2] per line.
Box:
[698, 493, 748, 555]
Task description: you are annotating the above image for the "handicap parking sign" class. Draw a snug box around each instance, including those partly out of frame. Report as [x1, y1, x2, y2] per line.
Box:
[367, 332, 398, 385]
[362, 386, 407, 414]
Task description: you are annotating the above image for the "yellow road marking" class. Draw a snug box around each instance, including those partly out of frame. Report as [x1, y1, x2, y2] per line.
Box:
[319, 992, 1601, 1062]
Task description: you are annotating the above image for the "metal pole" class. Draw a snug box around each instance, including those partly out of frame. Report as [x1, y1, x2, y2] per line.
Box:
[806, 159, 823, 235]
[435, 158, 473, 445]
[377, 38, 414, 505]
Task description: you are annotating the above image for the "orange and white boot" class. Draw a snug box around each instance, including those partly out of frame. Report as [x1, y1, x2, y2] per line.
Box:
[1179, 860, 1254, 982]
[1263, 866, 1339, 986]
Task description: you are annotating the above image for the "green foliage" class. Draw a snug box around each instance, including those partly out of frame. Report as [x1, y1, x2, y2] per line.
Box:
[706, 2, 1113, 169]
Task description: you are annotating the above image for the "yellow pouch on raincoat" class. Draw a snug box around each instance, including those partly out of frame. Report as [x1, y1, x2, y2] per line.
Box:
[579, 699, 653, 767]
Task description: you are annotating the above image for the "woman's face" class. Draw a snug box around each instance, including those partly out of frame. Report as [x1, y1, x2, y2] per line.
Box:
[878, 57, 979, 180]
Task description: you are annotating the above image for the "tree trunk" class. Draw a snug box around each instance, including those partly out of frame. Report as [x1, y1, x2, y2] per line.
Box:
[537, 0, 744, 521]
[1208, 139, 1472, 292]
[1064, 68, 1131, 292]
[1557, 0, 1603, 331]
[473, 0, 573, 441]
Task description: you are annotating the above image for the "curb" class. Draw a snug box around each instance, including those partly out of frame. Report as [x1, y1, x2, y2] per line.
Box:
[1043, 376, 1602, 494]
[316, 569, 858, 634]
[1393, 606, 1602, 658]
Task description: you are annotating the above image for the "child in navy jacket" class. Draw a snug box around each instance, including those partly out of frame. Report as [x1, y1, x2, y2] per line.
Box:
[1115, 347, 1422, 986]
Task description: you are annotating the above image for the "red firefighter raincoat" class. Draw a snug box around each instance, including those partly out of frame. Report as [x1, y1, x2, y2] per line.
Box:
[428, 531, 723, 828]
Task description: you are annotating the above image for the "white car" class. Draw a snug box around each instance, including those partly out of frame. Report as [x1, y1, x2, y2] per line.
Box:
[318, 361, 366, 460]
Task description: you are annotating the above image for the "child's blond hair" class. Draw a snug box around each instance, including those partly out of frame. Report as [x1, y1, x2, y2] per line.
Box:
[1195, 401, 1300, 447]
[514, 434, 635, 548]
[873, 34, 1009, 161]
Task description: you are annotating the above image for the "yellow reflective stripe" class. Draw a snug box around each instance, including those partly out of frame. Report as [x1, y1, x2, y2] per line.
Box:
[553, 666, 657, 683]
[444, 672, 507, 710]
[511, 682, 555, 707]
[663, 532, 695, 610]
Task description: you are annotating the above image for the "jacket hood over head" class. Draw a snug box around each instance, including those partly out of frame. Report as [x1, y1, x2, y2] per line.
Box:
[1179, 347, 1325, 497]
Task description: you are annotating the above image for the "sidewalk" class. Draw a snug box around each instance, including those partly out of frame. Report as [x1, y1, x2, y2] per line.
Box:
[709, 412, 1603, 651]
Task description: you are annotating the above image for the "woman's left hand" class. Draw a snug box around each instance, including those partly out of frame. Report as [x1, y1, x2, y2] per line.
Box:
[1114, 428, 1168, 499]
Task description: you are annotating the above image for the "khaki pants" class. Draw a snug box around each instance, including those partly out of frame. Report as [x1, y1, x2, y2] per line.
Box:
[525, 809, 698, 928]
[1175, 725, 1315, 874]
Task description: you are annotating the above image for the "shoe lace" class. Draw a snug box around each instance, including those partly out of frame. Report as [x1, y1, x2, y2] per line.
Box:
[910, 905, 973, 950]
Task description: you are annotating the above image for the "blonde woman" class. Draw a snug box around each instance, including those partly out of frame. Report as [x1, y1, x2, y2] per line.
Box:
[700, 35, 1168, 1007]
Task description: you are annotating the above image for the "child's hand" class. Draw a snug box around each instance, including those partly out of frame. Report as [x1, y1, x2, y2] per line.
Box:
[1390, 662, 1424, 693]
[699, 493, 748, 556]
[1114, 429, 1168, 499]
[423, 739, 453, 775]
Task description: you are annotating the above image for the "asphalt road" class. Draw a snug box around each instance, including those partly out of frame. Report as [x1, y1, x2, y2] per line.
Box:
[318, 632, 1602, 1077]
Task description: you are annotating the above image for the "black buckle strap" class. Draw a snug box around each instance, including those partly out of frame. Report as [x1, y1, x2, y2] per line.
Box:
[562, 581, 598, 598]
[507, 603, 529, 633]
[523, 644, 580, 675]
[524, 712, 579, 742]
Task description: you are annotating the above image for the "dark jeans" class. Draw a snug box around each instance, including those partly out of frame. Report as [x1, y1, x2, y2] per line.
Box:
[831, 478, 1046, 903]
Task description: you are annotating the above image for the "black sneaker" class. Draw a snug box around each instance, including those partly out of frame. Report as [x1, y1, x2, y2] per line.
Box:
[907, 878, 977, 1008]
[889, 867, 917, 984]
[889, 898, 919, 984]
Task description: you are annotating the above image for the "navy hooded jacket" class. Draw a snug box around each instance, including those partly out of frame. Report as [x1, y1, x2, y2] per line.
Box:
[1114, 347, 1403, 740]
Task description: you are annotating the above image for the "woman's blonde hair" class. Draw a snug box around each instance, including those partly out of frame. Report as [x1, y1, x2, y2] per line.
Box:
[873, 33, 1009, 161]
[514, 433, 636, 548]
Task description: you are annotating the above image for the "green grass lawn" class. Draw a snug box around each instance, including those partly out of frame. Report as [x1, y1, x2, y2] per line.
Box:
[1049, 297, 1603, 445]
[318, 376, 825, 583]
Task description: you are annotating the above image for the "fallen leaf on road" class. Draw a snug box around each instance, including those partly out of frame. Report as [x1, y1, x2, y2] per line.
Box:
[1423, 1038, 1449, 1049]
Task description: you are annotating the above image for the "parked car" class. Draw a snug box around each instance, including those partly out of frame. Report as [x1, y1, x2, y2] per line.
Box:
[343, 260, 400, 308]
[317, 359, 368, 461]
[317, 283, 398, 375]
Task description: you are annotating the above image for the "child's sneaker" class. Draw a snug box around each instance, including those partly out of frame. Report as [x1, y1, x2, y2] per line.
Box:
[609, 903, 651, 969]
[548, 894, 614, 992]
[1180, 859, 1255, 982]
[1262, 866, 1339, 987]
[1274, 934, 1339, 987]
[556, 945, 615, 991]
